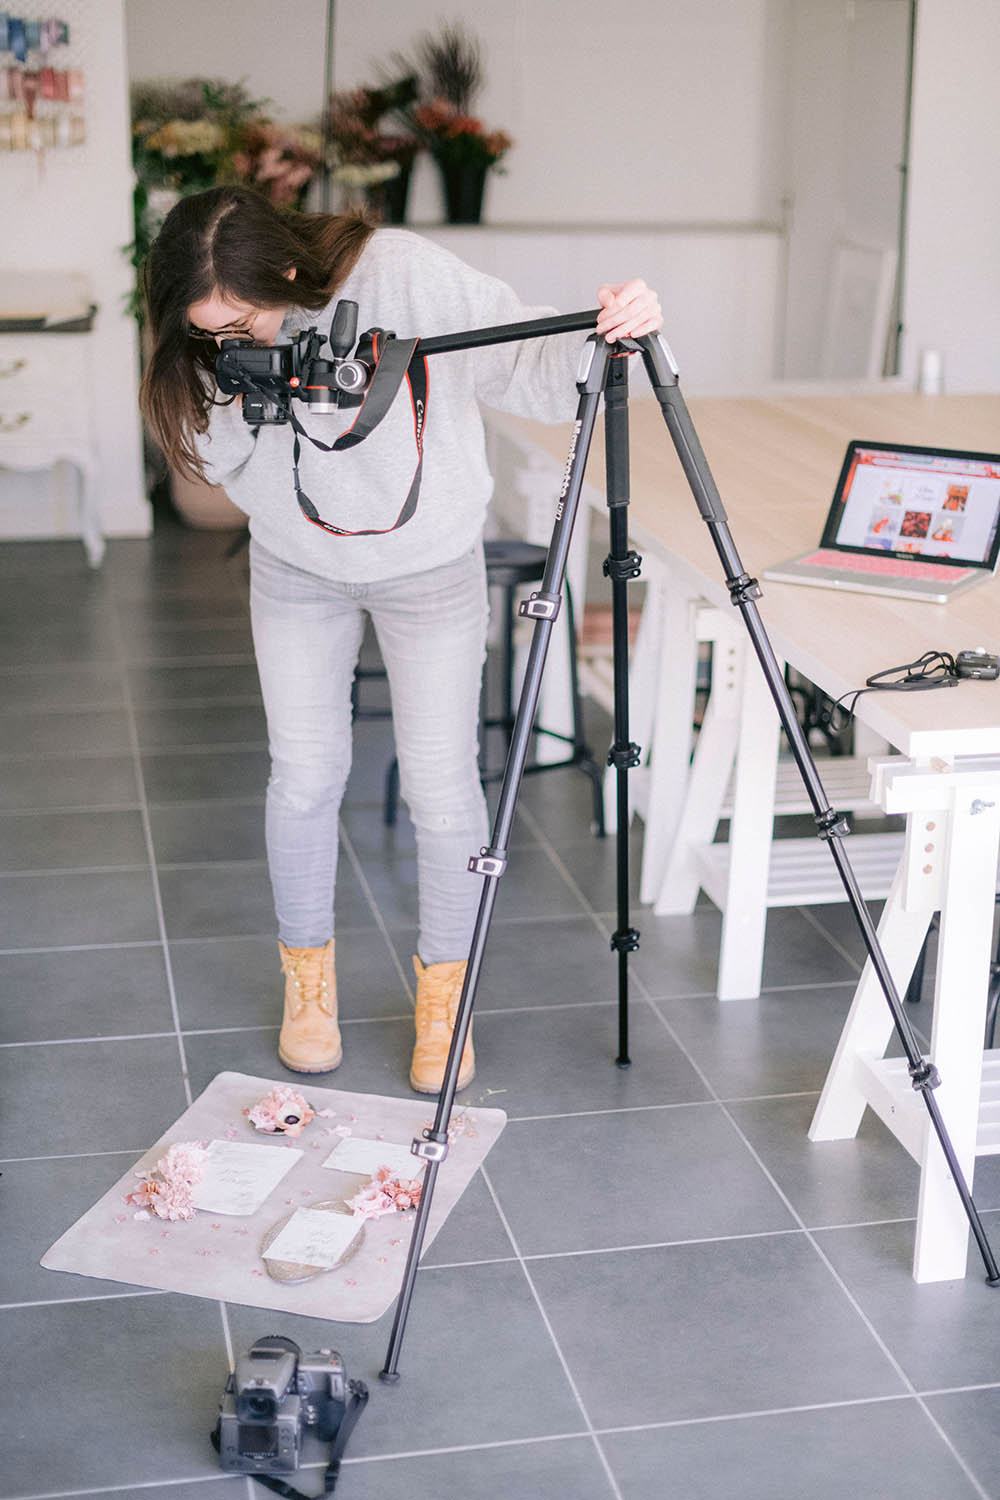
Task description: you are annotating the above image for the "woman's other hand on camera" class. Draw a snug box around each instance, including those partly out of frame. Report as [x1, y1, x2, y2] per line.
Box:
[595, 280, 663, 343]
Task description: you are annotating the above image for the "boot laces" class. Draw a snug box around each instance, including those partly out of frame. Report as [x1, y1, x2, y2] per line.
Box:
[282, 948, 331, 1011]
[417, 968, 463, 1029]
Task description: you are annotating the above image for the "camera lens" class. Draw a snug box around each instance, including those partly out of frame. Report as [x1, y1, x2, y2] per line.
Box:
[247, 1394, 273, 1417]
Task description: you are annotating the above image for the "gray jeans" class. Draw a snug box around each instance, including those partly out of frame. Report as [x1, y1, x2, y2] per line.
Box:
[249, 539, 490, 961]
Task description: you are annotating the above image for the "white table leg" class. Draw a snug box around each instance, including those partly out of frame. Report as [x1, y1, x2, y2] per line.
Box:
[639, 582, 701, 906]
[77, 458, 105, 568]
[809, 853, 934, 1141]
[651, 611, 740, 914]
[716, 650, 781, 1000]
[913, 788, 1000, 1281]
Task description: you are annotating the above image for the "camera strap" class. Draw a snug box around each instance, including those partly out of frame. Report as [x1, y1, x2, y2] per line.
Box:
[287, 332, 428, 537]
[210, 1378, 369, 1498]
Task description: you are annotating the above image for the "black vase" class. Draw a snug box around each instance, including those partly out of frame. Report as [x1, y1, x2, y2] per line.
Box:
[365, 161, 413, 224]
[439, 160, 488, 224]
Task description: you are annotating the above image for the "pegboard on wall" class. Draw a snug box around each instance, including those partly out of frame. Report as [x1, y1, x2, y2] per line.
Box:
[0, 7, 89, 153]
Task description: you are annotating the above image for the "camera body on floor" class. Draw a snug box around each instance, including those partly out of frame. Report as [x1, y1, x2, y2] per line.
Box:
[215, 1334, 347, 1475]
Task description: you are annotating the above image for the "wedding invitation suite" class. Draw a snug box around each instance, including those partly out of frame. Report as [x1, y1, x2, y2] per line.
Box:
[192, 1140, 302, 1216]
[321, 1136, 424, 1180]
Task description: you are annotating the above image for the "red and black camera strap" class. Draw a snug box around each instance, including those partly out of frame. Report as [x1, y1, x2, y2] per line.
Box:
[286, 332, 428, 537]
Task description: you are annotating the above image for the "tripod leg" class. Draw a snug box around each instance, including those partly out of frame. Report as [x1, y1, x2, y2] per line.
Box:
[380, 340, 615, 1382]
[603, 351, 642, 1065]
[635, 333, 1000, 1285]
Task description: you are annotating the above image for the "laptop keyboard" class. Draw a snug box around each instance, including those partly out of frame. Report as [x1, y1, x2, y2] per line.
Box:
[801, 550, 975, 583]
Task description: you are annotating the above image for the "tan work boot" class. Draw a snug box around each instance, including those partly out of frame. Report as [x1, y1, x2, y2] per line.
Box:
[278, 939, 342, 1073]
[410, 955, 475, 1094]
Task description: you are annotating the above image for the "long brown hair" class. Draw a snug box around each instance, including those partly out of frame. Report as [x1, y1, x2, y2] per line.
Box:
[139, 186, 374, 478]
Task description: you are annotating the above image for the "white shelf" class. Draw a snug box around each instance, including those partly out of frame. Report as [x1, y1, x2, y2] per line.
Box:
[721, 753, 883, 819]
[696, 830, 905, 909]
[857, 1051, 1000, 1161]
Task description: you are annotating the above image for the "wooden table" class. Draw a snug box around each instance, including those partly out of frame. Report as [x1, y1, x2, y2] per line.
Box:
[486, 389, 1000, 1281]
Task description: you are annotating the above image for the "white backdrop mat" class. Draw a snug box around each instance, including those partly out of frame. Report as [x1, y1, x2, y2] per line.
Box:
[42, 1071, 505, 1323]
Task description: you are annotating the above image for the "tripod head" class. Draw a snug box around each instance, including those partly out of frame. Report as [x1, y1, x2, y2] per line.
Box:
[215, 299, 384, 425]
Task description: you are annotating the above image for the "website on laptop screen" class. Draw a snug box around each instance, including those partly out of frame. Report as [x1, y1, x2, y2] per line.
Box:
[825, 444, 1000, 566]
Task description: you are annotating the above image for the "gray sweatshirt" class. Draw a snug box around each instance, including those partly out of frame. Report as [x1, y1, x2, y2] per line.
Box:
[193, 228, 587, 583]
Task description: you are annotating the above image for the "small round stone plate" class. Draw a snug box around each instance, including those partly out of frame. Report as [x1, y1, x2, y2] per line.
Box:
[259, 1198, 366, 1284]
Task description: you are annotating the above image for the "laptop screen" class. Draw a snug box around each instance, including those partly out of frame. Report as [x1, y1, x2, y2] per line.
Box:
[820, 441, 1000, 570]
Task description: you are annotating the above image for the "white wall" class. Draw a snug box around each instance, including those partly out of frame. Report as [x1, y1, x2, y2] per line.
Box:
[124, 0, 331, 130]
[901, 0, 1000, 390]
[1, 0, 147, 539]
[125, 0, 788, 229]
[122, 0, 791, 393]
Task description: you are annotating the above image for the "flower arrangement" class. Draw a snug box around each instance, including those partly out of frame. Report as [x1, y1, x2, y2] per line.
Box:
[325, 76, 420, 218]
[246, 1085, 316, 1138]
[411, 98, 512, 171]
[125, 1141, 207, 1222]
[129, 78, 323, 291]
[402, 23, 513, 222]
[346, 1164, 425, 1221]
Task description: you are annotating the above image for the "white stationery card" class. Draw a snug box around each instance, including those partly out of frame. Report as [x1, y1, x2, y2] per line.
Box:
[321, 1137, 423, 1181]
[262, 1207, 363, 1269]
[191, 1139, 302, 1216]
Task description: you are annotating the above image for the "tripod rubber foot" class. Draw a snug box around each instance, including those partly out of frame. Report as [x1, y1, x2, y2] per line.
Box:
[616, 1056, 632, 1069]
[378, 1369, 401, 1385]
[985, 1274, 1000, 1287]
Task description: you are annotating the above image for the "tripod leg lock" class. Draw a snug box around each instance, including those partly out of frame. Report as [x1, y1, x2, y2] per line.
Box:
[518, 592, 561, 621]
[727, 573, 763, 606]
[603, 550, 643, 582]
[608, 742, 642, 770]
[611, 927, 640, 954]
[815, 809, 851, 841]
[909, 1060, 941, 1093]
[468, 846, 507, 877]
[412, 1129, 449, 1163]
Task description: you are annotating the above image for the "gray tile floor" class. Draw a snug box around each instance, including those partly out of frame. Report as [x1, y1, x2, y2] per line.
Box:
[4, 524, 1000, 1500]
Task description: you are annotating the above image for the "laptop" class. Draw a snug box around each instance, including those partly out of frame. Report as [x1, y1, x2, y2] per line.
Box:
[763, 439, 1000, 603]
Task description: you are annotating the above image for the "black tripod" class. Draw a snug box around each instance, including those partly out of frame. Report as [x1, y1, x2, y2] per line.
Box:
[379, 314, 1000, 1384]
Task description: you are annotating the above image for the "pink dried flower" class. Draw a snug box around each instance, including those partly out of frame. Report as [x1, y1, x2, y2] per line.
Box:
[346, 1168, 423, 1221]
[247, 1086, 315, 1138]
[125, 1141, 206, 1222]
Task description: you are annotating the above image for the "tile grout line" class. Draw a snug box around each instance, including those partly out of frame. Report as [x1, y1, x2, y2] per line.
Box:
[796, 900, 866, 974]
[478, 1162, 626, 1500]
[516, 800, 618, 941]
[637, 993, 995, 1500]
[487, 801, 995, 1498]
[109, 579, 194, 1112]
[128, 559, 250, 1459]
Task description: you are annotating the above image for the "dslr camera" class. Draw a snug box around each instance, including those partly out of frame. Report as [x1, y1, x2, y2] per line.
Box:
[216, 299, 377, 426]
[214, 1333, 349, 1475]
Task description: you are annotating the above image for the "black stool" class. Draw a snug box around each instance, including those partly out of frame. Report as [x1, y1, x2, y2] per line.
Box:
[354, 539, 606, 835]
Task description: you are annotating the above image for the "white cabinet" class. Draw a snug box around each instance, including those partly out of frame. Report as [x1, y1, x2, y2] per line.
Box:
[0, 323, 103, 565]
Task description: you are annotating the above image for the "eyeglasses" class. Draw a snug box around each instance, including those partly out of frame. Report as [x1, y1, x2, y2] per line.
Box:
[187, 322, 256, 343]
